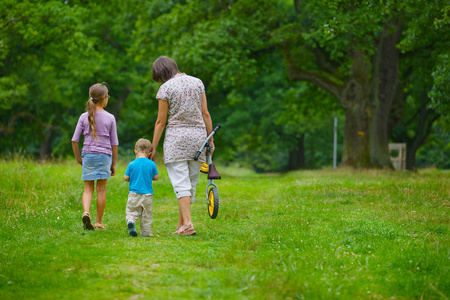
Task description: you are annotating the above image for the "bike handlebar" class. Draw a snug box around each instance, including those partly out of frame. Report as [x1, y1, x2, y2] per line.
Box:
[193, 124, 221, 160]
[194, 151, 202, 161]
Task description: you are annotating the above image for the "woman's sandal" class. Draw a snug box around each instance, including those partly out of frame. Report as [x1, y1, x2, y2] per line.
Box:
[172, 224, 182, 235]
[95, 223, 106, 230]
[82, 212, 94, 230]
[177, 224, 196, 236]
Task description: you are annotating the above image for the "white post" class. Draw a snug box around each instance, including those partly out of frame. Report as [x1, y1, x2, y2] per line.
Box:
[333, 116, 337, 169]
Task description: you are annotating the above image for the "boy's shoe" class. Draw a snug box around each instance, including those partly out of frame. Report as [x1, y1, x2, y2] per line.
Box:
[82, 212, 94, 230]
[127, 221, 138, 237]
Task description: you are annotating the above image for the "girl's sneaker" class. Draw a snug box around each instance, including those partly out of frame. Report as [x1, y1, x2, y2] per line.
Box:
[127, 221, 138, 237]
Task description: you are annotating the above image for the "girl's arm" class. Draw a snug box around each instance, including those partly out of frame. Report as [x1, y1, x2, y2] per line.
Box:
[72, 141, 82, 165]
[201, 93, 214, 153]
[150, 100, 168, 161]
[111, 145, 118, 176]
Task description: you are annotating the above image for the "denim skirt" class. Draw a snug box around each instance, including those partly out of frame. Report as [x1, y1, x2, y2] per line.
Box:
[81, 153, 112, 181]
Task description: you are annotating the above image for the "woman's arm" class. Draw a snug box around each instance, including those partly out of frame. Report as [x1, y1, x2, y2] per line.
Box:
[151, 100, 168, 161]
[201, 93, 214, 152]
[72, 141, 82, 165]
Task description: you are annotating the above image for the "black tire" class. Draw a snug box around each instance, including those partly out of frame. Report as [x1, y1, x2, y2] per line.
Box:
[207, 186, 219, 219]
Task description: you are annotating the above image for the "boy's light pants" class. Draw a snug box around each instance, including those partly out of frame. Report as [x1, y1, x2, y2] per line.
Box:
[126, 191, 153, 236]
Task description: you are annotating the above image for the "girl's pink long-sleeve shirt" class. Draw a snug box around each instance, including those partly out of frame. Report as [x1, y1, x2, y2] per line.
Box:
[72, 110, 119, 156]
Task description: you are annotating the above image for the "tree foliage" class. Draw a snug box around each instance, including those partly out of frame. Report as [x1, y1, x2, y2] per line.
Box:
[398, 1, 450, 119]
[0, 0, 447, 170]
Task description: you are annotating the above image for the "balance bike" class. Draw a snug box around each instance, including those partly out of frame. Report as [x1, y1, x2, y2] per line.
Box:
[194, 125, 221, 219]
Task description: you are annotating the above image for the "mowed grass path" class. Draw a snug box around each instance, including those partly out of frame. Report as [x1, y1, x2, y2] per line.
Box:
[0, 159, 449, 299]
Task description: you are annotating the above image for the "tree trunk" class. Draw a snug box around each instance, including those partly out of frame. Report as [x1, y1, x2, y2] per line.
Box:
[389, 89, 440, 171]
[340, 49, 372, 167]
[110, 86, 132, 123]
[287, 133, 305, 170]
[309, 136, 315, 169]
[40, 127, 54, 159]
[406, 142, 418, 171]
[284, 19, 402, 168]
[342, 103, 371, 167]
[405, 100, 440, 170]
[368, 18, 402, 168]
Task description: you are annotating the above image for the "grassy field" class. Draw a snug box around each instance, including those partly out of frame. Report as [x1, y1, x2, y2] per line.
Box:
[0, 158, 449, 299]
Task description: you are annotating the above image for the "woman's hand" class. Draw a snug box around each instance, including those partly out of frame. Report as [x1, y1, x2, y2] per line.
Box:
[207, 140, 215, 155]
[77, 157, 83, 166]
[149, 151, 156, 161]
[151, 100, 167, 162]
[111, 164, 116, 176]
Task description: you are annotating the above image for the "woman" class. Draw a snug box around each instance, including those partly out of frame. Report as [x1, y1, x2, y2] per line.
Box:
[151, 56, 214, 236]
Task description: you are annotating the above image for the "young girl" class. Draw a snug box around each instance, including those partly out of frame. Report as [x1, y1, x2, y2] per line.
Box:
[71, 83, 119, 230]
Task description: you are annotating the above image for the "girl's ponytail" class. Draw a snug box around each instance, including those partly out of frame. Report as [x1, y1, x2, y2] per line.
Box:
[85, 97, 98, 140]
[86, 83, 109, 141]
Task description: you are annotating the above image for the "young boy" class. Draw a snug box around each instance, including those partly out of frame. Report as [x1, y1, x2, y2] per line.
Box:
[124, 138, 159, 237]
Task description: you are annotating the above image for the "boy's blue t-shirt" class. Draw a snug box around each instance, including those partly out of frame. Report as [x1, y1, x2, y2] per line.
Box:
[125, 157, 158, 194]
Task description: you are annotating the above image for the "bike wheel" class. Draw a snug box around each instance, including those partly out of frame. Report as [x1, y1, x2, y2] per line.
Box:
[207, 186, 219, 219]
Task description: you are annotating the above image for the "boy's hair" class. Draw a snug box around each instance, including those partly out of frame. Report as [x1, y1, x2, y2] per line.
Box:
[135, 138, 153, 153]
[86, 82, 109, 140]
[152, 56, 179, 83]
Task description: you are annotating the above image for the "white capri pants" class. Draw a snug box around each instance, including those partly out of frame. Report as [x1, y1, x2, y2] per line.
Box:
[166, 160, 203, 202]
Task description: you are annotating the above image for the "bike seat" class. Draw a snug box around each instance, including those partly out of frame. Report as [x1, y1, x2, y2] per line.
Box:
[208, 163, 221, 180]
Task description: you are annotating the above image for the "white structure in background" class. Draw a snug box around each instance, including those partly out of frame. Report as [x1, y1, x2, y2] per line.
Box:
[388, 143, 407, 170]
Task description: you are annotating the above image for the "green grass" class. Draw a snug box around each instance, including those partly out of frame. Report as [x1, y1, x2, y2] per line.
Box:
[0, 159, 449, 299]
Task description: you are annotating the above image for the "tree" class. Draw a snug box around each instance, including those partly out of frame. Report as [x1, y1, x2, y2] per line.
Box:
[217, 54, 341, 172]
[131, 0, 342, 171]
[1, 0, 447, 171]
[389, 0, 450, 169]
[0, 1, 95, 157]
[0, 1, 145, 158]
[277, 1, 410, 168]
[416, 119, 450, 169]
[399, 2, 450, 118]
[131, 0, 448, 169]
[389, 51, 440, 170]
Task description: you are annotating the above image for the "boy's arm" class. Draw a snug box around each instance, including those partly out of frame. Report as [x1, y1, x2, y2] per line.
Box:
[124, 164, 131, 182]
[152, 162, 159, 181]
